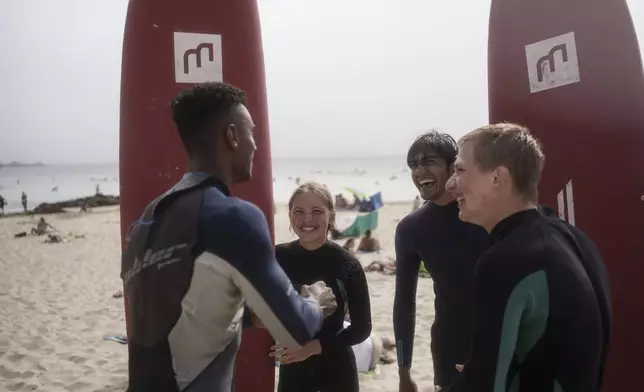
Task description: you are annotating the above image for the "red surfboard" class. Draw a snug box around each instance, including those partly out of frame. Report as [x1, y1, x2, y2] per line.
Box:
[119, 1, 274, 391]
[488, 1, 644, 390]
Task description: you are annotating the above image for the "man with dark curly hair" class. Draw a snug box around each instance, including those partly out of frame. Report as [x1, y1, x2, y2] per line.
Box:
[121, 82, 336, 392]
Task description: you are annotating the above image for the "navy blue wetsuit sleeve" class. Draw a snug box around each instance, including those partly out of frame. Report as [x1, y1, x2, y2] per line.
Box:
[318, 259, 372, 351]
[201, 201, 324, 348]
[393, 222, 422, 369]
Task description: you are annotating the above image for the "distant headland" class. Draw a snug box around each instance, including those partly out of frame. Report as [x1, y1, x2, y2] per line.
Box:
[0, 161, 45, 168]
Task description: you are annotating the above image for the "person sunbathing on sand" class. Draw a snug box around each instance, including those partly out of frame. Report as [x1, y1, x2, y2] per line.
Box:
[344, 319, 396, 373]
[44, 233, 66, 243]
[357, 229, 380, 252]
[365, 257, 396, 275]
[31, 217, 54, 236]
[343, 237, 356, 253]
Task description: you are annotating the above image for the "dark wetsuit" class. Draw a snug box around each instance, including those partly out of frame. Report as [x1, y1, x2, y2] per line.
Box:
[393, 201, 490, 387]
[276, 240, 372, 392]
[446, 209, 612, 392]
[121, 173, 324, 392]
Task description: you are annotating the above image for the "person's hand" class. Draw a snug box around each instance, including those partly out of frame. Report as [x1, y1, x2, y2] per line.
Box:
[399, 368, 419, 392]
[456, 364, 464, 372]
[301, 281, 337, 317]
[269, 340, 321, 364]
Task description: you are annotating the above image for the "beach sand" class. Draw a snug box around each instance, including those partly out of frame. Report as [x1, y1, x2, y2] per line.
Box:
[0, 204, 436, 392]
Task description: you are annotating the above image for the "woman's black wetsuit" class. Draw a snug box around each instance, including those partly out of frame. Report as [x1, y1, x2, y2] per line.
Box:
[276, 240, 372, 392]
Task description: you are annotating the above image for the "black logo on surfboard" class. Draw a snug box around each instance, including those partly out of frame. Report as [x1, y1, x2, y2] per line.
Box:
[537, 44, 568, 83]
[183, 43, 215, 74]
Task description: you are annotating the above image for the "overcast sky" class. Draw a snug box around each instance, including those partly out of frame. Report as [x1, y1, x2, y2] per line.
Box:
[0, 0, 643, 164]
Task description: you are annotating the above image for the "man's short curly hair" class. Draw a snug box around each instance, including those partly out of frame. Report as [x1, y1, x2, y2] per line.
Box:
[170, 82, 247, 155]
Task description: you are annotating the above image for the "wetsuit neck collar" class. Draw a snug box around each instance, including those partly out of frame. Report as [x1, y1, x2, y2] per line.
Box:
[428, 199, 458, 209]
[181, 172, 230, 196]
[294, 239, 329, 252]
[490, 208, 540, 243]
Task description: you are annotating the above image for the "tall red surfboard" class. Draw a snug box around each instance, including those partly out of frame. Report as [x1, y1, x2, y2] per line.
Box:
[488, 1, 644, 390]
[119, 1, 274, 391]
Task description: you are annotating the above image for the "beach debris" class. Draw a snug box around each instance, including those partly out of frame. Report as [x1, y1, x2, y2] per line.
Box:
[103, 335, 128, 345]
[112, 291, 124, 299]
[44, 234, 67, 243]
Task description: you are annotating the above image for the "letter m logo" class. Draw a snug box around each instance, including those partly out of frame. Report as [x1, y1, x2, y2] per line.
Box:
[525, 32, 581, 93]
[174, 32, 223, 84]
[183, 43, 214, 74]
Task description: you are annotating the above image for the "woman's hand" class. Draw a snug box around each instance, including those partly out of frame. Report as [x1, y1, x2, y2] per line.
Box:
[270, 340, 322, 364]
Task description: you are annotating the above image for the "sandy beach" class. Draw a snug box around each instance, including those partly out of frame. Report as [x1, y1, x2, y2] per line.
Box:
[0, 203, 436, 392]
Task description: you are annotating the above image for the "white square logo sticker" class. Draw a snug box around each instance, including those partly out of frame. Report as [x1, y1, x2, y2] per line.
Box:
[525, 32, 580, 93]
[173, 32, 223, 84]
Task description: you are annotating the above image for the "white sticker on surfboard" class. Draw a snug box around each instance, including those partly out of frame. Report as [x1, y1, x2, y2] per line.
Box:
[173, 32, 223, 83]
[525, 32, 580, 93]
[557, 179, 576, 226]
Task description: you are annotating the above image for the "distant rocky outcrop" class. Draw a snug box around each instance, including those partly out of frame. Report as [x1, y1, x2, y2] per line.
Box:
[32, 194, 120, 214]
[0, 161, 45, 168]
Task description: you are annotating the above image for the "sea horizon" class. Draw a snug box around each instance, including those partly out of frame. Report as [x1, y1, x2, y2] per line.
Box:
[0, 156, 417, 213]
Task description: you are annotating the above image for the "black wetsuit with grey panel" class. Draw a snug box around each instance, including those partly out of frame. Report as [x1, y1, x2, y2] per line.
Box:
[445, 209, 612, 392]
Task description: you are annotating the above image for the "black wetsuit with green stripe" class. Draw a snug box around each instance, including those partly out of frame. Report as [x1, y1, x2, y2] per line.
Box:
[446, 209, 612, 392]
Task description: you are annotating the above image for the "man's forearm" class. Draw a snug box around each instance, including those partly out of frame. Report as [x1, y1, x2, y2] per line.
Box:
[393, 303, 416, 368]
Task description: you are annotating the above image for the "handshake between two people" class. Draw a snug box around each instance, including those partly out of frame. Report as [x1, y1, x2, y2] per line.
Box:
[250, 280, 338, 328]
[250, 281, 338, 365]
[299, 281, 338, 317]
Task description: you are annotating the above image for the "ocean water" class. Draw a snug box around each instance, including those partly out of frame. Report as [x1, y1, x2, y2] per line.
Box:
[0, 157, 419, 213]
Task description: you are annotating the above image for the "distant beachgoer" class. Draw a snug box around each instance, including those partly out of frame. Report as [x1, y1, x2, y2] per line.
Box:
[335, 194, 349, 209]
[412, 195, 421, 211]
[44, 233, 65, 243]
[21, 192, 28, 212]
[0, 194, 6, 215]
[272, 182, 371, 392]
[357, 229, 380, 253]
[95, 184, 101, 196]
[343, 320, 395, 373]
[343, 237, 356, 253]
[351, 195, 360, 209]
[329, 226, 344, 240]
[31, 217, 54, 236]
[365, 257, 396, 275]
